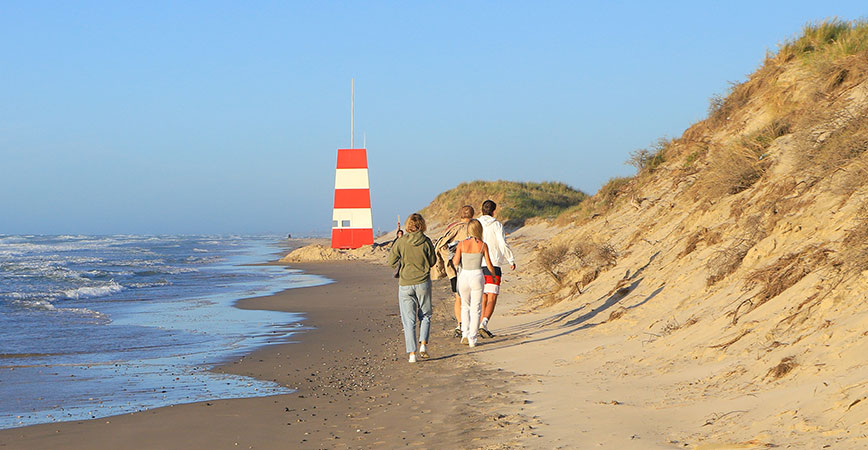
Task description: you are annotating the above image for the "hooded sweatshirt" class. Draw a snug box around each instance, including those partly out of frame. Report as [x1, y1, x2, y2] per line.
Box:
[387, 231, 437, 286]
[478, 215, 515, 268]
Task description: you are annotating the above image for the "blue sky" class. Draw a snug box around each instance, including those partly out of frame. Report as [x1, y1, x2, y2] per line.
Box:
[1, 1, 865, 235]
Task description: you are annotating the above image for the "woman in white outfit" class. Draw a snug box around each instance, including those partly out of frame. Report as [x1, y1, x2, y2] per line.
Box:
[452, 219, 496, 347]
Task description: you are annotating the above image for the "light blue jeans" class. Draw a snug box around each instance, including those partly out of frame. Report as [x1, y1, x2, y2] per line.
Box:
[397, 280, 432, 353]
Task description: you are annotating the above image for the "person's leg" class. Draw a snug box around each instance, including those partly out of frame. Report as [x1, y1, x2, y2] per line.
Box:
[417, 280, 432, 348]
[451, 277, 462, 337]
[453, 294, 461, 322]
[481, 266, 502, 336]
[482, 293, 498, 321]
[467, 272, 484, 347]
[457, 271, 472, 343]
[397, 285, 419, 358]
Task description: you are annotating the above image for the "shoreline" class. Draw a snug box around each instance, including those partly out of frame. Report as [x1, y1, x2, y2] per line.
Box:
[0, 260, 529, 449]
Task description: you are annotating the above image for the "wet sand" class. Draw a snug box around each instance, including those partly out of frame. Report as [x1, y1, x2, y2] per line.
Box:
[0, 261, 530, 449]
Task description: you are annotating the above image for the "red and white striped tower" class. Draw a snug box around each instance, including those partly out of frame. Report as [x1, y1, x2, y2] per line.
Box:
[331, 79, 373, 249]
[331, 148, 373, 249]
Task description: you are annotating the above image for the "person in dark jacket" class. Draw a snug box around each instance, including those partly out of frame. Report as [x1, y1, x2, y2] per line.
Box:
[387, 213, 437, 363]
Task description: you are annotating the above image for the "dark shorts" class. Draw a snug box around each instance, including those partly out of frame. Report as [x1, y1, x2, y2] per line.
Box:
[482, 266, 502, 294]
[450, 276, 458, 293]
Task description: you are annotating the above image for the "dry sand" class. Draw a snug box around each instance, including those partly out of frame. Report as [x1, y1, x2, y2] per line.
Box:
[0, 261, 532, 449]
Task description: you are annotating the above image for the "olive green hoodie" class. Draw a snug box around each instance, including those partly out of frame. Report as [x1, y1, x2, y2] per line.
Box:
[387, 231, 437, 286]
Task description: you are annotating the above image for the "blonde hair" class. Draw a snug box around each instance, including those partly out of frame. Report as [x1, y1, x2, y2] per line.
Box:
[466, 219, 483, 240]
[405, 213, 427, 232]
[459, 205, 475, 219]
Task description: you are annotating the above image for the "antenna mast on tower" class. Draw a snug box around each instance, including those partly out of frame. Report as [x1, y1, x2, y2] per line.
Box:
[351, 78, 354, 148]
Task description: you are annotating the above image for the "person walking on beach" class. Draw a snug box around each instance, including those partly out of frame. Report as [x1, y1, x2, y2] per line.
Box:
[452, 219, 496, 347]
[478, 200, 516, 338]
[434, 205, 475, 338]
[387, 213, 437, 363]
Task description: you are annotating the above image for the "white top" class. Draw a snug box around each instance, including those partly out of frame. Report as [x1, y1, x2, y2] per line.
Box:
[478, 215, 515, 267]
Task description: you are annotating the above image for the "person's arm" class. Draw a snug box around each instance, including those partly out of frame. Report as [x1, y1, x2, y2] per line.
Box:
[483, 243, 496, 275]
[495, 222, 516, 270]
[452, 240, 463, 268]
[387, 241, 401, 268]
[425, 237, 437, 267]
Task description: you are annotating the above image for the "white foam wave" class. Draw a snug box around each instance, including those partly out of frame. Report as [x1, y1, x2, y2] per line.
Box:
[160, 266, 199, 274]
[3, 291, 63, 301]
[63, 281, 124, 300]
[56, 306, 109, 320]
[128, 280, 172, 288]
[185, 256, 223, 264]
[11, 299, 109, 319]
[192, 248, 209, 253]
[12, 299, 56, 310]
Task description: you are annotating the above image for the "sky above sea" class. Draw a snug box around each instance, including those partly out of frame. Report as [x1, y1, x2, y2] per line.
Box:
[1, 1, 866, 235]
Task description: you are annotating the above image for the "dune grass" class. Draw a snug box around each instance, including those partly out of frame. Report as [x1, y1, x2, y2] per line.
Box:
[421, 180, 586, 227]
[777, 19, 868, 64]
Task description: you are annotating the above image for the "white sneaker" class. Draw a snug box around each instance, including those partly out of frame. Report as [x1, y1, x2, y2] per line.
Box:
[408, 353, 417, 363]
[419, 344, 429, 359]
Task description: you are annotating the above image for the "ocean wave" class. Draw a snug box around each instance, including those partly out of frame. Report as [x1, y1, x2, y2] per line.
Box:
[83, 269, 133, 278]
[185, 256, 223, 264]
[10, 299, 109, 320]
[62, 281, 124, 300]
[192, 248, 209, 253]
[3, 291, 63, 301]
[128, 280, 173, 288]
[165, 267, 199, 274]
[11, 299, 57, 310]
[134, 266, 198, 276]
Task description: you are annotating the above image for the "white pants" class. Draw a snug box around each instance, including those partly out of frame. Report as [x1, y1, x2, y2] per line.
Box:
[457, 268, 484, 345]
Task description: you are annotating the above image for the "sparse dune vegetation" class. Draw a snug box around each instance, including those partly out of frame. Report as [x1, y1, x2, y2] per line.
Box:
[496, 19, 868, 447]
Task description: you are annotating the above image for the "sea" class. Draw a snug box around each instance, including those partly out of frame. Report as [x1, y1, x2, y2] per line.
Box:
[0, 234, 328, 429]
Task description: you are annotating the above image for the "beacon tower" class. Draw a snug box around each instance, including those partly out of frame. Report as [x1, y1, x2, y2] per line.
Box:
[331, 148, 373, 249]
[331, 79, 373, 249]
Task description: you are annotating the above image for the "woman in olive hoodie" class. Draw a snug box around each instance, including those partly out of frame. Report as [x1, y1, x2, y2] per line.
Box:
[387, 213, 437, 363]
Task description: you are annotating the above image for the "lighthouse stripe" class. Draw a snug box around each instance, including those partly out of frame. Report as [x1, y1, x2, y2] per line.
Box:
[334, 189, 371, 208]
[332, 208, 373, 229]
[331, 228, 374, 249]
[336, 149, 368, 169]
[334, 169, 369, 189]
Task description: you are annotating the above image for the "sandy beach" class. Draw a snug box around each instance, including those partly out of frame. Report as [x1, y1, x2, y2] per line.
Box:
[0, 261, 530, 449]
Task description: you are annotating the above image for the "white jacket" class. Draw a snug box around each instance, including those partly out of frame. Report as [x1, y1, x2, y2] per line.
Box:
[478, 215, 515, 268]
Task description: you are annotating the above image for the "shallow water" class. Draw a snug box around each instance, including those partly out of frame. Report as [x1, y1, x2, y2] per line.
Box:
[0, 235, 328, 429]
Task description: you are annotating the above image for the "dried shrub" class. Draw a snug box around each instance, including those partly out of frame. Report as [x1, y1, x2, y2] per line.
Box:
[695, 118, 792, 202]
[766, 356, 798, 380]
[608, 306, 627, 321]
[707, 80, 757, 127]
[680, 227, 723, 257]
[580, 268, 601, 288]
[628, 137, 671, 173]
[797, 108, 868, 177]
[555, 177, 633, 224]
[709, 329, 752, 350]
[696, 144, 764, 200]
[706, 238, 756, 286]
[840, 205, 868, 272]
[575, 241, 618, 268]
[744, 246, 831, 307]
[535, 240, 619, 304]
[536, 244, 570, 285]
[571, 241, 618, 292]
[741, 119, 792, 155]
[661, 316, 698, 335]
